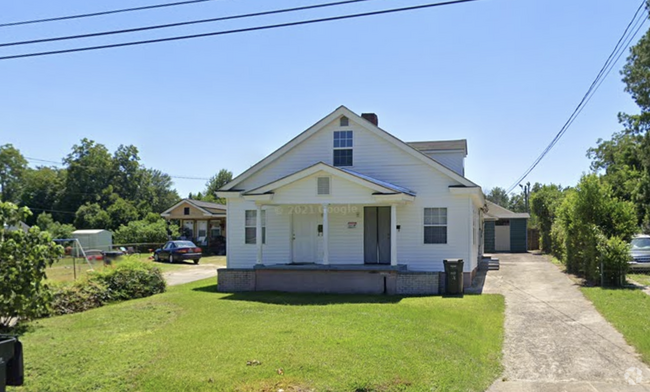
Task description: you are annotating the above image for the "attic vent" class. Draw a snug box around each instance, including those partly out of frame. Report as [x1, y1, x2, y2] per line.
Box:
[317, 177, 330, 195]
[340, 116, 349, 126]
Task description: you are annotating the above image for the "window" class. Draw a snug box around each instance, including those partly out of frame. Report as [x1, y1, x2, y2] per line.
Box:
[340, 116, 349, 126]
[183, 207, 190, 215]
[424, 208, 447, 244]
[317, 176, 330, 195]
[245, 210, 266, 244]
[333, 130, 353, 166]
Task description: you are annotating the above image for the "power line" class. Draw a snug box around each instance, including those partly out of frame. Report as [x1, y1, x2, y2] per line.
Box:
[24, 157, 211, 181]
[0, 0, 485, 61]
[0, 0, 381, 48]
[505, 0, 649, 194]
[0, 0, 219, 28]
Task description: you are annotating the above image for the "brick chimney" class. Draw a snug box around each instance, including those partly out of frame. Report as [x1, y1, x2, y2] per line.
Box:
[361, 113, 379, 126]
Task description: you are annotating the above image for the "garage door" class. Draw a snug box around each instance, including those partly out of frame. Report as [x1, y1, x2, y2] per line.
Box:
[495, 223, 510, 251]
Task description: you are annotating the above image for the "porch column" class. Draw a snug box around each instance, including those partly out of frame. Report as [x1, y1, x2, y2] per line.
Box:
[256, 204, 263, 265]
[391, 204, 397, 266]
[322, 203, 329, 265]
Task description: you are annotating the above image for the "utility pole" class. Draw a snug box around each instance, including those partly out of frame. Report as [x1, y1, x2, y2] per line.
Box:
[519, 182, 530, 213]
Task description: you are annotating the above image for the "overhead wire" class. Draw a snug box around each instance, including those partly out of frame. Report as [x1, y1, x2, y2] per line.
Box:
[505, 0, 649, 194]
[0, 0, 484, 61]
[0, 0, 382, 48]
[0, 0, 219, 28]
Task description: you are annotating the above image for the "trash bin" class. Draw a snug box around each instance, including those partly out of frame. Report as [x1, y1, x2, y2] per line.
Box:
[0, 335, 23, 392]
[443, 259, 464, 295]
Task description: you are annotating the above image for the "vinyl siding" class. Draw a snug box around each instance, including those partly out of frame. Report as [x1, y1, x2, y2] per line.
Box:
[428, 151, 465, 176]
[225, 115, 478, 272]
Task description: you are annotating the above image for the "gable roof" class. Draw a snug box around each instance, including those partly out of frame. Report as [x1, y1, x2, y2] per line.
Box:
[160, 198, 227, 217]
[485, 201, 530, 219]
[244, 162, 416, 196]
[220, 106, 478, 191]
[407, 140, 467, 156]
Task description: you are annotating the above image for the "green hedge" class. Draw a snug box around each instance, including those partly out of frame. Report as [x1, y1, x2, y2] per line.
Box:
[50, 261, 166, 316]
[89, 260, 166, 301]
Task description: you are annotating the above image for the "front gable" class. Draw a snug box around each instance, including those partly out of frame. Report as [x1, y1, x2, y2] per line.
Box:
[221, 106, 478, 193]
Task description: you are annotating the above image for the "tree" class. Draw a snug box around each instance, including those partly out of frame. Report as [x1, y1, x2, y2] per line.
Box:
[0, 144, 28, 203]
[0, 202, 63, 329]
[485, 187, 509, 208]
[554, 174, 636, 284]
[60, 139, 114, 220]
[587, 24, 650, 229]
[530, 184, 564, 253]
[114, 214, 179, 244]
[202, 169, 233, 203]
[19, 166, 65, 224]
[107, 197, 139, 230]
[36, 213, 75, 240]
[74, 203, 111, 229]
[112, 144, 143, 201]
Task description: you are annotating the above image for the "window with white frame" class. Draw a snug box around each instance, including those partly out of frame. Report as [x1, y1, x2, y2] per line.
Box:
[333, 130, 353, 166]
[245, 210, 266, 244]
[317, 176, 330, 195]
[424, 208, 447, 244]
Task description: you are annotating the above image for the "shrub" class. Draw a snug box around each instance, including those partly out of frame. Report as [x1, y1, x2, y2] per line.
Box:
[50, 280, 111, 316]
[113, 215, 178, 244]
[89, 260, 166, 301]
[597, 235, 631, 287]
[1, 202, 63, 329]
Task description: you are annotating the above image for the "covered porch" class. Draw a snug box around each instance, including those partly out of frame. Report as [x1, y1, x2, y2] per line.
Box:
[234, 162, 417, 268]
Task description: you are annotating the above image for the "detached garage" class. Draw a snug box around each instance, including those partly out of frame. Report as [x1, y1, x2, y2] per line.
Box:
[483, 201, 529, 253]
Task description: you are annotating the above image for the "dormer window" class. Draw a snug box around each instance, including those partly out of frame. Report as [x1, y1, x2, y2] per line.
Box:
[340, 116, 349, 127]
[333, 130, 353, 167]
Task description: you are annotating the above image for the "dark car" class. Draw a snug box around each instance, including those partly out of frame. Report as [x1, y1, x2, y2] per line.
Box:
[154, 241, 202, 264]
[630, 234, 650, 271]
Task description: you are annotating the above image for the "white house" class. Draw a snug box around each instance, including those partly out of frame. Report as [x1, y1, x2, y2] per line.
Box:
[217, 106, 486, 295]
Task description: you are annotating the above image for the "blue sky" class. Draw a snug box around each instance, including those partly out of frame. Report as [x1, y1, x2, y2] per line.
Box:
[0, 0, 645, 198]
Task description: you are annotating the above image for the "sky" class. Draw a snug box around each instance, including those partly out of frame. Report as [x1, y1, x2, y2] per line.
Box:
[0, 0, 646, 198]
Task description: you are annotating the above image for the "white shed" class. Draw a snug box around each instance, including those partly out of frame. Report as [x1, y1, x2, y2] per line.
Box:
[72, 229, 112, 252]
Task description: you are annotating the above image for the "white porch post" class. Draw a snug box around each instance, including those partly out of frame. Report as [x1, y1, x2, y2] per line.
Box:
[391, 204, 397, 266]
[256, 204, 263, 265]
[322, 203, 329, 265]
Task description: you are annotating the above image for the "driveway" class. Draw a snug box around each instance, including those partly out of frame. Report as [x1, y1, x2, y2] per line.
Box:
[484, 253, 650, 392]
[163, 263, 222, 286]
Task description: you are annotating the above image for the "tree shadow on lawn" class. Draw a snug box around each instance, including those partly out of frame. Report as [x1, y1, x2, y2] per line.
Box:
[192, 284, 404, 305]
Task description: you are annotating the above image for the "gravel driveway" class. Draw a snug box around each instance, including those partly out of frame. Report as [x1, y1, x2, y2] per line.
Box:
[163, 263, 221, 286]
[484, 253, 650, 392]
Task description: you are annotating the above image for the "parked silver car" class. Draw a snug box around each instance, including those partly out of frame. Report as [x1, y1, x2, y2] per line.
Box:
[629, 234, 650, 271]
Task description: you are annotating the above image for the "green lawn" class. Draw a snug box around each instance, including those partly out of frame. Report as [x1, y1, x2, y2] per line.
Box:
[45, 255, 226, 283]
[12, 280, 505, 392]
[628, 273, 650, 287]
[581, 287, 650, 364]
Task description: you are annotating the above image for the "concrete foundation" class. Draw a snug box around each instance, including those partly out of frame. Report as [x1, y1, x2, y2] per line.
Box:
[217, 265, 441, 295]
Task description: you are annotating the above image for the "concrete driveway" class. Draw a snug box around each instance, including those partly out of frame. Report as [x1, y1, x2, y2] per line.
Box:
[483, 253, 650, 392]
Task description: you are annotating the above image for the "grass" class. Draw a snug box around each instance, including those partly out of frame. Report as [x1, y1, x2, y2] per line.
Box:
[12, 280, 505, 392]
[45, 255, 226, 283]
[628, 273, 650, 287]
[581, 287, 650, 365]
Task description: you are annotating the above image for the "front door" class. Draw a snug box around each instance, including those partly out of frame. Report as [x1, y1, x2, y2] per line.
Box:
[364, 206, 391, 264]
[292, 213, 316, 263]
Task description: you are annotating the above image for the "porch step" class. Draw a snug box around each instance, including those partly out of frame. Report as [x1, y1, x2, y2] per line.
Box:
[482, 257, 500, 271]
